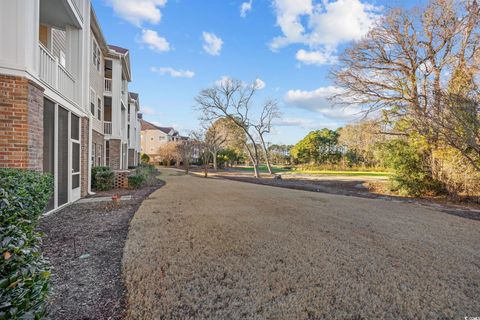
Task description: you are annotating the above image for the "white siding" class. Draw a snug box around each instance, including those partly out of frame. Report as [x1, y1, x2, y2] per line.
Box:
[89, 29, 104, 134]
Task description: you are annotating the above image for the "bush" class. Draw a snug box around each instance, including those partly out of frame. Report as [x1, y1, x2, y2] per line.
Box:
[140, 153, 150, 164]
[128, 164, 156, 189]
[92, 166, 114, 191]
[380, 139, 444, 196]
[138, 163, 155, 173]
[128, 174, 146, 189]
[0, 169, 53, 319]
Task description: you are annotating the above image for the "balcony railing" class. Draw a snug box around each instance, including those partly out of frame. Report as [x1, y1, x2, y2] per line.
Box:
[104, 78, 112, 93]
[39, 43, 77, 104]
[104, 121, 112, 135]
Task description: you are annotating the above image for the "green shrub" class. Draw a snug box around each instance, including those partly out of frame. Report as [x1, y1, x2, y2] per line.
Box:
[0, 169, 53, 319]
[92, 166, 114, 191]
[380, 139, 444, 196]
[128, 164, 156, 189]
[140, 153, 150, 164]
[128, 174, 146, 189]
[137, 163, 155, 173]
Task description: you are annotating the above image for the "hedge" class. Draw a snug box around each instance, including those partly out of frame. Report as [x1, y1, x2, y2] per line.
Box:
[128, 164, 156, 189]
[0, 169, 53, 319]
[91, 166, 114, 191]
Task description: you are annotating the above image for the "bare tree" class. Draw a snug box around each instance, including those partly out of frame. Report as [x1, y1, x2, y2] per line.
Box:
[176, 139, 195, 174]
[253, 100, 281, 174]
[191, 128, 212, 177]
[332, 0, 480, 171]
[158, 141, 178, 167]
[195, 79, 279, 178]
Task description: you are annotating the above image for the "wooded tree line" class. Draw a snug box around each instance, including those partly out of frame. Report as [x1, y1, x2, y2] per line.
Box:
[330, 0, 480, 197]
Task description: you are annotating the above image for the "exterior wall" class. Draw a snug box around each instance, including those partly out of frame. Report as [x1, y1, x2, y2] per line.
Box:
[140, 129, 171, 156]
[92, 129, 104, 166]
[89, 29, 104, 134]
[109, 58, 122, 139]
[108, 138, 121, 170]
[0, 0, 40, 78]
[80, 117, 89, 197]
[51, 28, 66, 63]
[128, 148, 135, 167]
[0, 75, 44, 171]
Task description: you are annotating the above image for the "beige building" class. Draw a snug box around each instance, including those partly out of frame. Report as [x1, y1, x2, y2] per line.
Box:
[140, 120, 179, 162]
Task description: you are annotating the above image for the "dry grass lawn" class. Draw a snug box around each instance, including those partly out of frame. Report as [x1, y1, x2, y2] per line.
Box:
[123, 168, 480, 319]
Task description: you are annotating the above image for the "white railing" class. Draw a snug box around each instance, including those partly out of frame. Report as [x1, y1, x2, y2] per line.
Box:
[104, 121, 112, 135]
[39, 43, 77, 104]
[58, 64, 76, 103]
[104, 78, 112, 93]
[39, 44, 56, 88]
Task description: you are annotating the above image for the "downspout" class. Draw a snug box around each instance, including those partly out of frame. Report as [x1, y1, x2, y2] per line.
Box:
[88, 114, 95, 195]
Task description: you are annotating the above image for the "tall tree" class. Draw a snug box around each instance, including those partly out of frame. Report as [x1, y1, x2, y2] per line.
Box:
[332, 0, 480, 172]
[291, 129, 341, 165]
[195, 78, 279, 178]
[253, 100, 281, 174]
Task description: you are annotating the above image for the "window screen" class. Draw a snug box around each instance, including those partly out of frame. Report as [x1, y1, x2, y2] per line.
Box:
[43, 98, 55, 211]
[71, 113, 79, 140]
[58, 106, 69, 206]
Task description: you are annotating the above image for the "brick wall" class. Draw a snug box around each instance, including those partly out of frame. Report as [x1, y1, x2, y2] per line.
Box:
[92, 129, 104, 166]
[109, 139, 121, 170]
[0, 75, 44, 171]
[80, 117, 89, 197]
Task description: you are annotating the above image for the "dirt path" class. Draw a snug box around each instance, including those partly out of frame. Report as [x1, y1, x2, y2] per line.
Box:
[123, 168, 480, 319]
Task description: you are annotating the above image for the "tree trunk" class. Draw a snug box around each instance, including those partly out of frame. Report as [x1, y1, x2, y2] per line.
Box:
[184, 158, 190, 174]
[213, 151, 218, 171]
[252, 162, 260, 178]
[259, 136, 273, 174]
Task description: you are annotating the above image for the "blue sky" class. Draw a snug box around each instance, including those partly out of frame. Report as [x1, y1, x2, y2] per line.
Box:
[93, 0, 421, 144]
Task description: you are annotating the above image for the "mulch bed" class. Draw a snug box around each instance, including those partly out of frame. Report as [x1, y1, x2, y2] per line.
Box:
[39, 172, 164, 320]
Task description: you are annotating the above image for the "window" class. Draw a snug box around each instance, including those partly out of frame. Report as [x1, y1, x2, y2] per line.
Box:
[92, 39, 101, 71]
[97, 97, 102, 121]
[90, 89, 96, 115]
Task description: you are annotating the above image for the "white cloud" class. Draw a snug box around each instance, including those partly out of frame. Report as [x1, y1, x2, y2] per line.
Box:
[295, 49, 337, 65]
[270, 0, 381, 65]
[106, 0, 167, 27]
[140, 29, 170, 52]
[253, 78, 266, 90]
[142, 107, 163, 116]
[151, 67, 195, 78]
[202, 32, 223, 56]
[285, 86, 362, 120]
[240, 0, 253, 18]
[214, 76, 233, 87]
[274, 117, 317, 129]
[270, 0, 313, 50]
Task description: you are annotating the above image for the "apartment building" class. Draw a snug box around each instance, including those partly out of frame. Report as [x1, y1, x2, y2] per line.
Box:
[140, 120, 179, 162]
[0, 0, 142, 212]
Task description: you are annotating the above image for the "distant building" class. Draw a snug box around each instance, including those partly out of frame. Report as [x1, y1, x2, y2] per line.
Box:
[140, 119, 179, 162]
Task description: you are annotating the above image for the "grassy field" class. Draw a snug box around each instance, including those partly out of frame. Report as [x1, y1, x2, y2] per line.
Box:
[233, 166, 391, 178]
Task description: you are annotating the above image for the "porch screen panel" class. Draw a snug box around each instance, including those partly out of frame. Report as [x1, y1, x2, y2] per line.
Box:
[57, 106, 69, 206]
[71, 114, 79, 140]
[43, 98, 55, 211]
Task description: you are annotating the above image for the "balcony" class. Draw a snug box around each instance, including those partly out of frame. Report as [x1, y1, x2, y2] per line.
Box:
[104, 78, 112, 94]
[40, 0, 83, 29]
[39, 43, 77, 105]
[104, 121, 112, 135]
